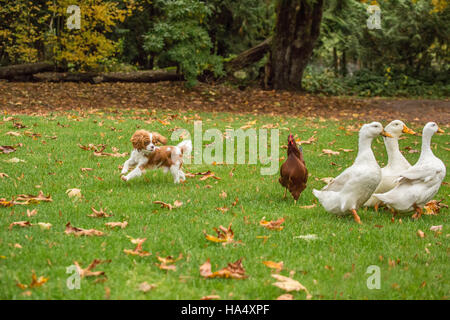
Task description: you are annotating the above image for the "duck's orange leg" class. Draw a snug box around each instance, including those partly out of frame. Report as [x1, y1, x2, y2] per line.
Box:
[412, 204, 423, 220]
[374, 203, 379, 213]
[351, 209, 362, 224]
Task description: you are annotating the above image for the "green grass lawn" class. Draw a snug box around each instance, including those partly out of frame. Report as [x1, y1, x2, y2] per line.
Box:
[0, 109, 448, 300]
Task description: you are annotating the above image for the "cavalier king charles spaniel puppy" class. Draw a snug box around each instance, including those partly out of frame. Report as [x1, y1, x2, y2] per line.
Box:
[120, 129, 192, 183]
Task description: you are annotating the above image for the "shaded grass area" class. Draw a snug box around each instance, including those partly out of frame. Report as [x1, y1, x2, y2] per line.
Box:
[0, 109, 448, 300]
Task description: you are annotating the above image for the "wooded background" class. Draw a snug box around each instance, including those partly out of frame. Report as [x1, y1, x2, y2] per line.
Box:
[0, 0, 448, 96]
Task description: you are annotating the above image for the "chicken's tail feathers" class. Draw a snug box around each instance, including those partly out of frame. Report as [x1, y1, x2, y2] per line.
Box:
[177, 140, 192, 155]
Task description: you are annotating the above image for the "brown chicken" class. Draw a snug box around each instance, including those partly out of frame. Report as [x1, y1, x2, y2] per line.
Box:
[279, 134, 308, 203]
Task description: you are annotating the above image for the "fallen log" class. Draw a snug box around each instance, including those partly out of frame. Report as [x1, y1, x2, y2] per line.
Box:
[225, 37, 272, 72]
[32, 70, 183, 83]
[100, 70, 183, 82]
[33, 72, 98, 83]
[0, 62, 54, 79]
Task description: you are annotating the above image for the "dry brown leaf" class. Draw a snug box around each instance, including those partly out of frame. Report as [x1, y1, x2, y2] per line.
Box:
[260, 217, 285, 231]
[124, 237, 151, 257]
[88, 207, 112, 218]
[417, 230, 425, 238]
[200, 258, 247, 279]
[430, 225, 442, 232]
[74, 259, 110, 278]
[276, 294, 294, 300]
[204, 223, 235, 246]
[298, 204, 316, 209]
[216, 207, 229, 213]
[9, 221, 31, 230]
[271, 274, 312, 299]
[321, 149, 340, 156]
[262, 261, 284, 272]
[296, 135, 316, 145]
[26, 209, 38, 217]
[65, 222, 104, 237]
[17, 272, 49, 290]
[66, 188, 82, 199]
[3, 157, 26, 163]
[424, 200, 447, 215]
[105, 221, 128, 229]
[0, 145, 16, 154]
[5, 131, 21, 137]
[0, 172, 9, 179]
[201, 295, 221, 300]
[36, 222, 52, 230]
[138, 282, 157, 293]
[13, 191, 52, 205]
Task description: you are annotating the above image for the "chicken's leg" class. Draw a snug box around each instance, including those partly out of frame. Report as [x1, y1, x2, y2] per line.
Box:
[283, 188, 287, 199]
[351, 209, 362, 224]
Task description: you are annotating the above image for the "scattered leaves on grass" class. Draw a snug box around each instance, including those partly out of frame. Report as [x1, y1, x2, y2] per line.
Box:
[9, 221, 32, 230]
[271, 274, 312, 299]
[74, 259, 110, 278]
[124, 237, 151, 257]
[65, 222, 104, 237]
[200, 258, 247, 279]
[424, 200, 448, 215]
[16, 272, 48, 290]
[262, 261, 284, 272]
[88, 207, 113, 218]
[260, 217, 285, 231]
[138, 282, 157, 293]
[0, 172, 9, 179]
[204, 223, 237, 246]
[153, 200, 183, 210]
[105, 221, 128, 229]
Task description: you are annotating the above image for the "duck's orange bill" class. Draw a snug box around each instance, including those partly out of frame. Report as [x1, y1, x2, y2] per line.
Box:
[381, 130, 393, 138]
[402, 125, 416, 135]
[437, 128, 445, 133]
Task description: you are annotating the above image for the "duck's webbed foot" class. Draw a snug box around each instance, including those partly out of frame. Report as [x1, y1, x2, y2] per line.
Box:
[412, 204, 423, 220]
[351, 209, 362, 224]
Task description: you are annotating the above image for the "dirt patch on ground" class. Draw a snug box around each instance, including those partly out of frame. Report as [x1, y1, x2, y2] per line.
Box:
[1, 81, 449, 124]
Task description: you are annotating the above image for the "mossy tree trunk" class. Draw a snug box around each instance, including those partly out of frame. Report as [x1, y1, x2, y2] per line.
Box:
[271, 0, 324, 90]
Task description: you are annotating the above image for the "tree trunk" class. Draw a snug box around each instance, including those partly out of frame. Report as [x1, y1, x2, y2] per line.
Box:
[270, 0, 324, 90]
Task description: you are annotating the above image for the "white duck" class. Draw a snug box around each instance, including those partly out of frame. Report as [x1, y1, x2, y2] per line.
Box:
[373, 122, 446, 218]
[364, 120, 416, 210]
[313, 122, 392, 224]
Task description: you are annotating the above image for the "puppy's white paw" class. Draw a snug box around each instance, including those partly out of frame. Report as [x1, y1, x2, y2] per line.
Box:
[120, 175, 128, 182]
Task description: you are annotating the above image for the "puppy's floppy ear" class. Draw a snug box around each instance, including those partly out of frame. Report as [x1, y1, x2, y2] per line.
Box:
[131, 130, 150, 150]
[151, 132, 168, 145]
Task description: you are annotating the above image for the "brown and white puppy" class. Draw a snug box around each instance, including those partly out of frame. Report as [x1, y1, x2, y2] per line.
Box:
[121, 129, 192, 183]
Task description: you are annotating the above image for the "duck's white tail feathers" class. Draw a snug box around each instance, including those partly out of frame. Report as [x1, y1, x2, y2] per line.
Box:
[177, 140, 192, 155]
